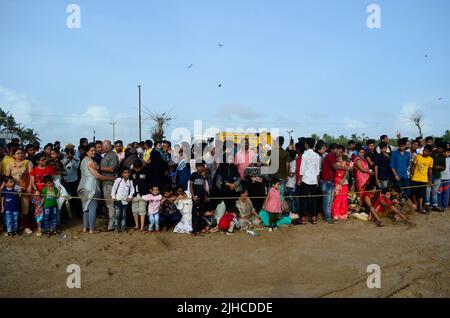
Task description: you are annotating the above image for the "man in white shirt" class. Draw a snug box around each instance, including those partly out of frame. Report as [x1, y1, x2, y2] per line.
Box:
[299, 138, 321, 225]
[376, 135, 398, 154]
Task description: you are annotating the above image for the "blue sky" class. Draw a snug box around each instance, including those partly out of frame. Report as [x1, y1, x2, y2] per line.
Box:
[0, 0, 449, 145]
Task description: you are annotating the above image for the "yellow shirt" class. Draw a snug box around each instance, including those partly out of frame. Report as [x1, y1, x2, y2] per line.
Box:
[143, 148, 152, 162]
[412, 154, 433, 183]
[1, 155, 14, 176]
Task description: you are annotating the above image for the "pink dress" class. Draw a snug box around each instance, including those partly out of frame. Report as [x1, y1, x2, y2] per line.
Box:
[264, 187, 282, 213]
[354, 157, 370, 193]
[331, 163, 349, 220]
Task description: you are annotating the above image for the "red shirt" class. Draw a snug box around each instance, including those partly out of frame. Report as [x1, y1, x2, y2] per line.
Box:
[321, 153, 336, 181]
[218, 212, 235, 231]
[30, 166, 55, 192]
[374, 196, 392, 213]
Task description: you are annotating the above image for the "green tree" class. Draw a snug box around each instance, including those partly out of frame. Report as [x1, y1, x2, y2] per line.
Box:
[0, 107, 41, 143]
[442, 130, 450, 142]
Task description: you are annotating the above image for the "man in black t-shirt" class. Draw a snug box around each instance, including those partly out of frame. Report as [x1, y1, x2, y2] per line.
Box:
[365, 139, 377, 187]
[130, 159, 151, 231]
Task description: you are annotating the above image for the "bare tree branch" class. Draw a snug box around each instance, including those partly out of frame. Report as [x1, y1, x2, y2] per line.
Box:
[408, 110, 424, 138]
[146, 110, 173, 141]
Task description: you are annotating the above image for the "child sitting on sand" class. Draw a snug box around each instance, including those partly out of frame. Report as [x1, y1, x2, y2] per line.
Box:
[218, 206, 240, 236]
[386, 187, 416, 226]
[159, 186, 182, 232]
[354, 185, 378, 223]
[198, 203, 217, 234]
[369, 188, 416, 227]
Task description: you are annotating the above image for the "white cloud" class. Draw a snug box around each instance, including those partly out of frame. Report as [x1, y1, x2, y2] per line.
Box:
[344, 118, 366, 130]
[0, 86, 140, 145]
[0, 86, 35, 125]
[216, 104, 262, 120]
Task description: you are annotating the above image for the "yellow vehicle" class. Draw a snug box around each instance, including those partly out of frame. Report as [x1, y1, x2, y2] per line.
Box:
[216, 131, 272, 149]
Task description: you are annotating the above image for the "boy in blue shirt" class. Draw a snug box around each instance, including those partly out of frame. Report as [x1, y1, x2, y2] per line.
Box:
[390, 138, 411, 200]
[1, 177, 20, 236]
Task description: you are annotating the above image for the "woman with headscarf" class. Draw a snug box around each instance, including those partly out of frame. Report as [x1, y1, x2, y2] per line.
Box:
[148, 144, 169, 189]
[213, 155, 242, 213]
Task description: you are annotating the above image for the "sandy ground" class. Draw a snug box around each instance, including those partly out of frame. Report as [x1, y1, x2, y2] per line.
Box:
[1, 211, 450, 298]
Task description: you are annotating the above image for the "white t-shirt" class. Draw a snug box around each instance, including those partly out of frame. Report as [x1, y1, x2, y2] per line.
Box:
[286, 159, 297, 188]
[300, 149, 321, 185]
[441, 157, 450, 180]
[376, 144, 397, 154]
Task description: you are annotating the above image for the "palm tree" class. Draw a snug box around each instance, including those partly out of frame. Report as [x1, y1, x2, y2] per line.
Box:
[0, 107, 41, 143]
[0, 113, 19, 133]
[23, 128, 40, 143]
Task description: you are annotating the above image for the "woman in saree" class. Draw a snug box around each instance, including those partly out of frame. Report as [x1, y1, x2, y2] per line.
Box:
[331, 154, 350, 221]
[354, 144, 372, 194]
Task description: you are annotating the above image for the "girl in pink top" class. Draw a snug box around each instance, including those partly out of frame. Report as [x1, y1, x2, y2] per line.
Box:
[264, 178, 282, 231]
[142, 186, 163, 232]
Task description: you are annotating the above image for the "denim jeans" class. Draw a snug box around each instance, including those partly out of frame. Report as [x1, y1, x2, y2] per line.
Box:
[43, 206, 59, 232]
[114, 202, 127, 231]
[321, 181, 334, 220]
[5, 211, 19, 233]
[286, 187, 299, 213]
[83, 199, 98, 231]
[425, 178, 441, 207]
[438, 179, 450, 209]
[148, 212, 160, 231]
[279, 180, 287, 201]
[396, 178, 410, 200]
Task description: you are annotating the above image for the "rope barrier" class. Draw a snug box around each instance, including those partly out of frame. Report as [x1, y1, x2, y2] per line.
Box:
[1, 180, 448, 202]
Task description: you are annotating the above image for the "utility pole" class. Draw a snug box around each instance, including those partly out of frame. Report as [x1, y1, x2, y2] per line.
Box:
[138, 85, 142, 142]
[109, 121, 117, 142]
[287, 130, 294, 142]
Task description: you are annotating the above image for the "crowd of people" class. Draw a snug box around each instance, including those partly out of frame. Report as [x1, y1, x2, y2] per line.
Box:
[0, 133, 449, 237]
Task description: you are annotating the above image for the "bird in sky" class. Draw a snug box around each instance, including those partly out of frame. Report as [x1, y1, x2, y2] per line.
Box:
[187, 64, 193, 69]
[218, 84, 222, 88]
[218, 43, 224, 48]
